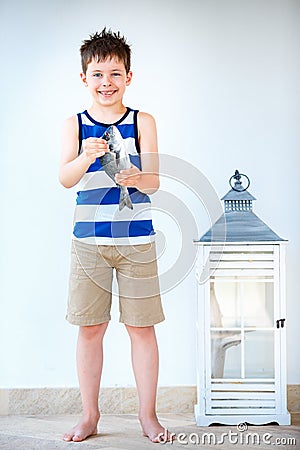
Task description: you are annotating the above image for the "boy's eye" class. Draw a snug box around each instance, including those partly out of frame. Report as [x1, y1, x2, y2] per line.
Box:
[112, 73, 121, 77]
[93, 73, 101, 77]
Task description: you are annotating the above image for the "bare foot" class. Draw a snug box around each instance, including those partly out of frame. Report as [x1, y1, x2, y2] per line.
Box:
[140, 415, 175, 443]
[62, 413, 100, 442]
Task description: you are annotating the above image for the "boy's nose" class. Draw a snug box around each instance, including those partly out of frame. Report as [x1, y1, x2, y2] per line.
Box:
[102, 75, 111, 86]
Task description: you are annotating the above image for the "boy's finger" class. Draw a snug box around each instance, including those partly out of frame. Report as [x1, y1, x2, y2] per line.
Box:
[87, 137, 106, 144]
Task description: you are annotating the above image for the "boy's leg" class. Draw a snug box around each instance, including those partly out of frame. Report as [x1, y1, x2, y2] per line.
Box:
[63, 322, 108, 442]
[125, 324, 172, 443]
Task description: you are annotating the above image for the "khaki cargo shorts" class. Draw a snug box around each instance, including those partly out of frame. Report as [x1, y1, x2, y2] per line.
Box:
[66, 240, 165, 327]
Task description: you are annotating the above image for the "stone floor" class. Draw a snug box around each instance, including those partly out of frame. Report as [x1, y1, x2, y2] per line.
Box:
[0, 413, 299, 450]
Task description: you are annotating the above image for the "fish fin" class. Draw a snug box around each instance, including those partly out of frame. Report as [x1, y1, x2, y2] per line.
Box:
[119, 187, 133, 211]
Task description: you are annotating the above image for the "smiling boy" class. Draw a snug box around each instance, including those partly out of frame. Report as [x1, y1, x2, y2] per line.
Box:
[59, 28, 170, 443]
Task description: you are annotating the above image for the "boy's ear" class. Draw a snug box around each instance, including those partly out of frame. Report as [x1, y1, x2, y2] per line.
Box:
[126, 71, 133, 86]
[80, 72, 88, 86]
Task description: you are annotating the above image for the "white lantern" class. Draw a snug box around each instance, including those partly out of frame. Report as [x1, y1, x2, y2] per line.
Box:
[194, 171, 290, 426]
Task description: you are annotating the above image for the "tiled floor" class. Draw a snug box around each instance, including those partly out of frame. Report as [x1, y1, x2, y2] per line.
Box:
[0, 413, 299, 450]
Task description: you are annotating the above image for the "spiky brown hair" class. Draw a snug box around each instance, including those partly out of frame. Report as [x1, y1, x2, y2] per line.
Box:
[80, 27, 131, 74]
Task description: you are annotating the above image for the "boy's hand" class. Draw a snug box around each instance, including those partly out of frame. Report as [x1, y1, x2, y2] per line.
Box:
[115, 165, 142, 188]
[81, 137, 109, 163]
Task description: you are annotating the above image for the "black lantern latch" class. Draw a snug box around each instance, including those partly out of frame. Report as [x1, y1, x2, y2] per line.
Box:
[276, 318, 286, 328]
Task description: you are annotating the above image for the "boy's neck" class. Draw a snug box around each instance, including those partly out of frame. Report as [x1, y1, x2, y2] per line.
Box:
[88, 103, 127, 124]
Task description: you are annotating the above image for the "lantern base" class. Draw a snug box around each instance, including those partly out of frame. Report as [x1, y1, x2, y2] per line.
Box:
[194, 405, 291, 426]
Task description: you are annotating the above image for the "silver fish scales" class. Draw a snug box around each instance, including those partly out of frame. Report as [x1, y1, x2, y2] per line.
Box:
[100, 125, 133, 211]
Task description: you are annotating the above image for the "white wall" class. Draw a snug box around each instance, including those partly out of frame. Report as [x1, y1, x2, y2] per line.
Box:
[0, 0, 299, 388]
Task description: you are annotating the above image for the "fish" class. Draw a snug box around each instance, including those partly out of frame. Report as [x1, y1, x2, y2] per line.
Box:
[100, 125, 133, 210]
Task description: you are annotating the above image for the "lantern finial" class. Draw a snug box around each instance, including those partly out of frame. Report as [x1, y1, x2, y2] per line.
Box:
[229, 170, 250, 192]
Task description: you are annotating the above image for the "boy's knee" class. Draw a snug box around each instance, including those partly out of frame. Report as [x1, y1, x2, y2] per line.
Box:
[79, 322, 108, 339]
[125, 324, 155, 338]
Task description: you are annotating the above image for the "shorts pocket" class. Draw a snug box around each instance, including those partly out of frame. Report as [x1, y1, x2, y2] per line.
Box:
[128, 243, 158, 278]
[71, 241, 98, 280]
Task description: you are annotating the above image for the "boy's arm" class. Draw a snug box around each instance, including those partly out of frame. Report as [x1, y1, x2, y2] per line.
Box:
[115, 112, 160, 195]
[59, 116, 108, 188]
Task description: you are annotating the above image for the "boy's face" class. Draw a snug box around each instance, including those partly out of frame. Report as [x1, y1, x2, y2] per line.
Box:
[80, 57, 132, 107]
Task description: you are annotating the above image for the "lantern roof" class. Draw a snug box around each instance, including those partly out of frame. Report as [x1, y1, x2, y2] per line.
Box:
[199, 170, 284, 242]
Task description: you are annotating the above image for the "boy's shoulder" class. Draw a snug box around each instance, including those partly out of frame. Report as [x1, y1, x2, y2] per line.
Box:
[136, 111, 157, 147]
[137, 111, 156, 127]
[63, 114, 78, 126]
[62, 115, 79, 138]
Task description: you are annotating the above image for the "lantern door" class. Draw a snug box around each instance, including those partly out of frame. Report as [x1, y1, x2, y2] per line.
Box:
[195, 243, 290, 425]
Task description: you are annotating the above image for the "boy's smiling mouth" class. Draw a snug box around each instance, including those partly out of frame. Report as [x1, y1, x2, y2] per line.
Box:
[99, 90, 117, 97]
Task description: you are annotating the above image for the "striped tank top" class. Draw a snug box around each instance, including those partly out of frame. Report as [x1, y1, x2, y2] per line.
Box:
[73, 108, 155, 245]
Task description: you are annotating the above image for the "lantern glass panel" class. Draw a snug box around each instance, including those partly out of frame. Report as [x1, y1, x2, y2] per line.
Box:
[211, 281, 274, 328]
[211, 331, 241, 379]
[244, 330, 274, 378]
[242, 282, 274, 327]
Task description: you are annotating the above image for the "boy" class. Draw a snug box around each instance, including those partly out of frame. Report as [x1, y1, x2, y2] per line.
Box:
[59, 28, 169, 443]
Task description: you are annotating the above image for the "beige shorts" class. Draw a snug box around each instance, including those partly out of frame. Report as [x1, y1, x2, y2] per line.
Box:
[66, 240, 165, 327]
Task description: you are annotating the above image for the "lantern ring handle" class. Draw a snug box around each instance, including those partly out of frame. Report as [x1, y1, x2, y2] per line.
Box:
[229, 172, 250, 192]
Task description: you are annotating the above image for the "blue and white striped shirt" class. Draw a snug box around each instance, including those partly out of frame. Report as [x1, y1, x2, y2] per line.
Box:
[73, 108, 155, 245]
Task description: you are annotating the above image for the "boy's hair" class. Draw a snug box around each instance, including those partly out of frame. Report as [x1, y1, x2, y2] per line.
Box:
[80, 27, 131, 74]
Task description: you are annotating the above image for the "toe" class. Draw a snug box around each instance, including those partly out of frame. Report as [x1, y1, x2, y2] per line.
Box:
[62, 433, 73, 442]
[72, 434, 84, 442]
[150, 429, 175, 443]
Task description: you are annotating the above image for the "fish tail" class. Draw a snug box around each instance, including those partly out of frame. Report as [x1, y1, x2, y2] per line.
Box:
[119, 187, 133, 211]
